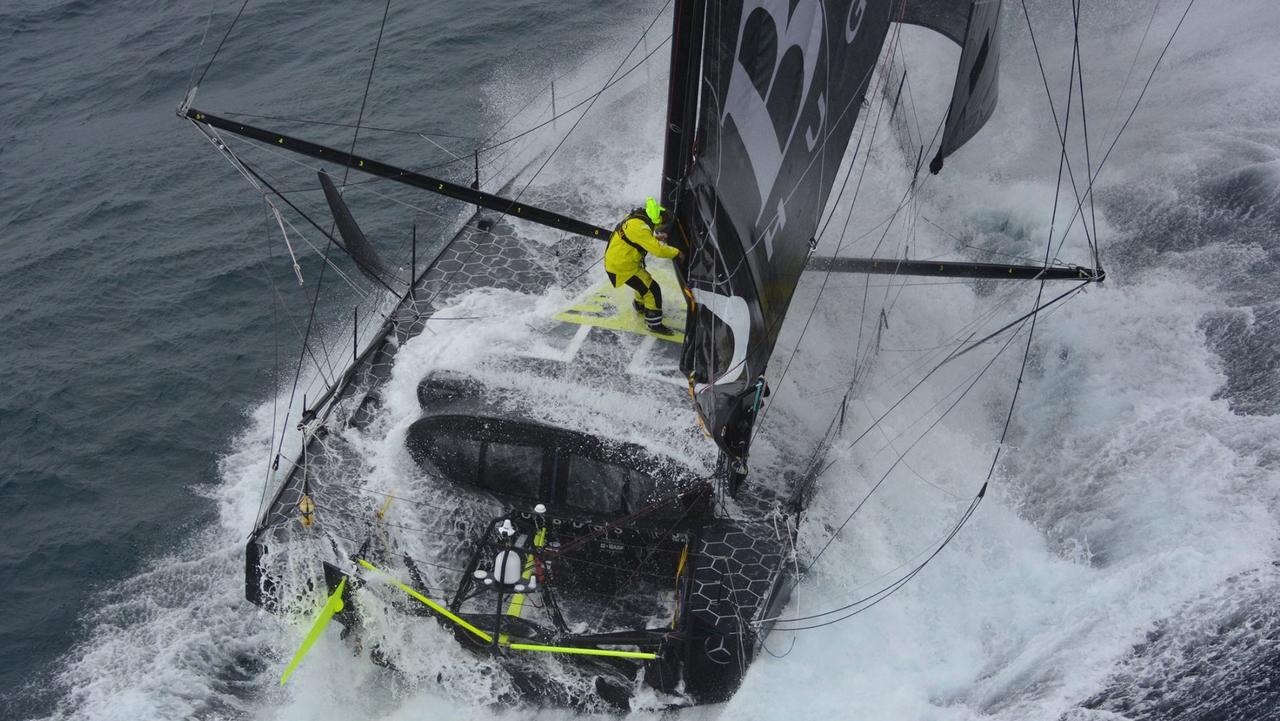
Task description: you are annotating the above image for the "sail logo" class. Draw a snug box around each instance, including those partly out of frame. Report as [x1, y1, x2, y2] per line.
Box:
[846, 0, 867, 41]
[722, 0, 827, 259]
[722, 1, 868, 259]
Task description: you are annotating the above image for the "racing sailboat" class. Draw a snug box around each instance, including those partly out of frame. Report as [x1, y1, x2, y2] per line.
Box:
[179, 0, 1103, 709]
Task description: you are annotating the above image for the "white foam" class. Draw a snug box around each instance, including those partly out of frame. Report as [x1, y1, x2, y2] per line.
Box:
[42, 1, 1280, 719]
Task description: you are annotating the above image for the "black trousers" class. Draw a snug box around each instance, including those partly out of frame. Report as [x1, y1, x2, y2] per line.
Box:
[607, 271, 664, 328]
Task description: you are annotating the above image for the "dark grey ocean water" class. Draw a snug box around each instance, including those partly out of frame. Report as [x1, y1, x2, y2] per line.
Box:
[0, 1, 636, 717]
[2, 1, 1279, 720]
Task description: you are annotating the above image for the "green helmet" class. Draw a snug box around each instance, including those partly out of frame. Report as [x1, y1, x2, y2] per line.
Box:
[645, 197, 666, 225]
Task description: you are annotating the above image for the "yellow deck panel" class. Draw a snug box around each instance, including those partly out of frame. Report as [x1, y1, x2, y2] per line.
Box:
[555, 266, 686, 343]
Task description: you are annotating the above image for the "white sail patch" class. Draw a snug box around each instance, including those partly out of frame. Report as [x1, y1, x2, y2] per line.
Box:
[691, 289, 751, 388]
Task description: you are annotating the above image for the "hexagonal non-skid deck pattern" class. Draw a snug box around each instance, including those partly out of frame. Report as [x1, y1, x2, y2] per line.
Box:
[688, 521, 788, 642]
[246, 208, 809, 701]
[415, 227, 555, 301]
[250, 214, 564, 558]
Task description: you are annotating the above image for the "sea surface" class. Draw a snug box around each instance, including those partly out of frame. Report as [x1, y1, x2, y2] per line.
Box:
[1, 1, 1278, 720]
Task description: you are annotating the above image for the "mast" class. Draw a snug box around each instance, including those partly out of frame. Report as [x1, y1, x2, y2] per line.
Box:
[659, 0, 705, 210]
[675, 1, 901, 482]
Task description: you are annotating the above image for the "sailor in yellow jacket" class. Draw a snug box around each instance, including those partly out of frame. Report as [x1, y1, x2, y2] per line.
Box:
[605, 198, 680, 334]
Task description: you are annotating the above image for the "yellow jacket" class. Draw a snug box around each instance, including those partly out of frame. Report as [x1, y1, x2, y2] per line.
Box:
[604, 215, 679, 275]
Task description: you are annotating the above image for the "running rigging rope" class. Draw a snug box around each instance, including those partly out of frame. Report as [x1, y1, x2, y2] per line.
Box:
[192, 0, 252, 90]
[412, 0, 674, 314]
[985, 0, 1082, 483]
[763, 1, 1195, 633]
[280, 0, 394, 441]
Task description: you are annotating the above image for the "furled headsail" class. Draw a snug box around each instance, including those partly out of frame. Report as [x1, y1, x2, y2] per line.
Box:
[668, 0, 1005, 480]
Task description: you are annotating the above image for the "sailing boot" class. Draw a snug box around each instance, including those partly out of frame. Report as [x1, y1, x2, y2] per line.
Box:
[645, 309, 673, 336]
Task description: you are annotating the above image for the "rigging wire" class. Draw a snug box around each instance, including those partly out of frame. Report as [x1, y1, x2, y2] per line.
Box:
[920, 215, 1078, 268]
[1035, 0, 1195, 268]
[410, 0, 673, 316]
[192, 0, 252, 89]
[985, 0, 1083, 487]
[340, 0, 392, 189]
[219, 110, 479, 141]
[186, 2, 217, 92]
[281, 0, 394, 439]
[1018, 0, 1098, 267]
[765, 487, 984, 631]
[503, 0, 672, 212]
[752, 25, 910, 439]
[770, 0, 1179, 632]
[1108, 0, 1163, 139]
[1073, 0, 1102, 272]
[477, 19, 668, 148]
[803, 319, 1027, 573]
[1052, 0, 1196, 253]
[477, 34, 672, 155]
[753, 329, 1022, 629]
[258, 204, 279, 519]
[215, 28, 672, 192]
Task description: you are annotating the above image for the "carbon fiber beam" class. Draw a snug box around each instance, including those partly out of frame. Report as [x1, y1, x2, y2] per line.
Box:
[807, 256, 1104, 281]
[183, 107, 612, 241]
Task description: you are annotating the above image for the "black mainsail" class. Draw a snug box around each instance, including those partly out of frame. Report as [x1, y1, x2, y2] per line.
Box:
[669, 0, 1008, 480]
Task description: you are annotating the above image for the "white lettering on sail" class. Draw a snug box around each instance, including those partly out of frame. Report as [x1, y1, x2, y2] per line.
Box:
[759, 198, 787, 262]
[804, 93, 827, 151]
[721, 0, 824, 258]
[846, 0, 867, 42]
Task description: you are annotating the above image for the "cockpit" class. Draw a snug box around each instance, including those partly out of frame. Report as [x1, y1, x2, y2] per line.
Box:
[406, 374, 700, 519]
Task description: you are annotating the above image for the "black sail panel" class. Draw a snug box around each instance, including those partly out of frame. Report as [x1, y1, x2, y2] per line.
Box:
[674, 0, 897, 473]
[930, 0, 1003, 173]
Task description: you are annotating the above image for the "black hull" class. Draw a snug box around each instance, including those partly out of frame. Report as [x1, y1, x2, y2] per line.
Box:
[244, 208, 827, 707]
